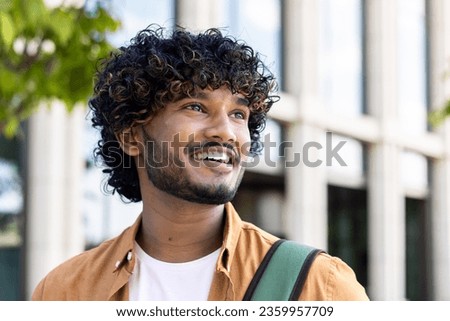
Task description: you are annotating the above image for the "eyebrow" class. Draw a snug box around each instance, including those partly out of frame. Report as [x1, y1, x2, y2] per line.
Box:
[191, 92, 250, 107]
[236, 97, 250, 107]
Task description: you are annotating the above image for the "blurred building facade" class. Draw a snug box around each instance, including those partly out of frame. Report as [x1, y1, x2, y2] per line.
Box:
[1, 0, 449, 301]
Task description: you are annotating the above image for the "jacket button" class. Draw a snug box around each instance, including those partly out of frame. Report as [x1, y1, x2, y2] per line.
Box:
[127, 251, 133, 261]
[115, 260, 121, 268]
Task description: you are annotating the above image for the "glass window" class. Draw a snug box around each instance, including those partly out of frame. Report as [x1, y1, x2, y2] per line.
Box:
[220, 0, 282, 84]
[401, 151, 428, 196]
[0, 159, 23, 221]
[405, 197, 430, 300]
[0, 134, 24, 300]
[109, 0, 176, 47]
[319, 0, 364, 115]
[397, 0, 427, 135]
[233, 171, 285, 238]
[328, 185, 368, 288]
[326, 133, 366, 187]
[401, 151, 430, 300]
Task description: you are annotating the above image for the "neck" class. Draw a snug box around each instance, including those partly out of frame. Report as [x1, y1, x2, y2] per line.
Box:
[137, 187, 225, 263]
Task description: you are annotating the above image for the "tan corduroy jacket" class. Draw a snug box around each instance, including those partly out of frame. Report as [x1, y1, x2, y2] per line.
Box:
[32, 203, 369, 301]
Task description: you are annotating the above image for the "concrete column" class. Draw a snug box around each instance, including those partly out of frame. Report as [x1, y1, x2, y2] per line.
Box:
[365, 0, 405, 300]
[283, 0, 328, 249]
[428, 0, 450, 300]
[368, 143, 405, 300]
[431, 153, 450, 301]
[25, 102, 85, 298]
[285, 124, 328, 249]
[176, 0, 221, 31]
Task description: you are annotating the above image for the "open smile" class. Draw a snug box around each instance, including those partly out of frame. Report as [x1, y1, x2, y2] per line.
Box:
[193, 150, 232, 165]
[187, 143, 239, 168]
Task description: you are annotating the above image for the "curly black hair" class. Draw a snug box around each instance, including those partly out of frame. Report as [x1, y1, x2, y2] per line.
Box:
[89, 25, 278, 202]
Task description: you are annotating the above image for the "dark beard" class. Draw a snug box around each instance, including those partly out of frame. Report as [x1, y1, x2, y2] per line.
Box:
[142, 129, 244, 205]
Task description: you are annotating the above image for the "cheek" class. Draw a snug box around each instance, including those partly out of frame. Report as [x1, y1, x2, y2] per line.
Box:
[166, 126, 200, 158]
[152, 121, 195, 145]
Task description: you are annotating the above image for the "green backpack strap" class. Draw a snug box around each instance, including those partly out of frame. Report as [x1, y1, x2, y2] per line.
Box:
[243, 239, 323, 301]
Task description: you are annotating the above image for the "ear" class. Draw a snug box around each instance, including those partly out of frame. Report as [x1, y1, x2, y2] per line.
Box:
[116, 127, 143, 157]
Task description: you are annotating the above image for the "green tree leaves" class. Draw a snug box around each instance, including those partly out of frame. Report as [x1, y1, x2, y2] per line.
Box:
[0, 0, 120, 137]
[0, 11, 14, 47]
[429, 99, 450, 128]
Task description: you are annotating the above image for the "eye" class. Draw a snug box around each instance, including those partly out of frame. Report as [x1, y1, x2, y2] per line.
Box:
[231, 110, 248, 120]
[185, 103, 203, 113]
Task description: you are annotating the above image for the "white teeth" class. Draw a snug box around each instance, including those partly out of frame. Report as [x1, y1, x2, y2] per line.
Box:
[194, 152, 231, 164]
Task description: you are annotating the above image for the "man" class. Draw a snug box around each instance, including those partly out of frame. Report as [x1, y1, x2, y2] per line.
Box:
[32, 25, 369, 300]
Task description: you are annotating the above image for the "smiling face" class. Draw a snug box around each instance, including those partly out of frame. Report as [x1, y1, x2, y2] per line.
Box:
[137, 86, 251, 205]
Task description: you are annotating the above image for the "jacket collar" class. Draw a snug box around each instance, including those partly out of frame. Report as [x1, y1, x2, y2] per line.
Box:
[217, 203, 242, 274]
[107, 215, 141, 299]
[111, 215, 141, 273]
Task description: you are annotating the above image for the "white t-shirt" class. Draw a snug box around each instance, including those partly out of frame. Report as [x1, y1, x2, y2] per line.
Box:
[129, 242, 220, 301]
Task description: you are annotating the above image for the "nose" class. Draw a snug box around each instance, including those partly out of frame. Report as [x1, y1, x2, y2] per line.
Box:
[204, 112, 237, 143]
